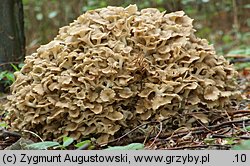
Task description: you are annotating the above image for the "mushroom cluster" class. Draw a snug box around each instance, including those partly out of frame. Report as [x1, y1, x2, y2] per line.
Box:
[5, 5, 241, 144]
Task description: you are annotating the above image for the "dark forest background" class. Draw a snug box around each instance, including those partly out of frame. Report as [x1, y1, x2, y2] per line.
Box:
[23, 0, 250, 56]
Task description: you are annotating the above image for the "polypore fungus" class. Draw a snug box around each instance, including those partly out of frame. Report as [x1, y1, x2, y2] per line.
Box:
[5, 5, 241, 144]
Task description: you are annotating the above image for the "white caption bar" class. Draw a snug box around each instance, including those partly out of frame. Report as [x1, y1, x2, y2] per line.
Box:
[0, 150, 249, 166]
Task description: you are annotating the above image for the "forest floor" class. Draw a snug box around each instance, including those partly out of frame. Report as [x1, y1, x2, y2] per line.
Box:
[0, 65, 249, 150]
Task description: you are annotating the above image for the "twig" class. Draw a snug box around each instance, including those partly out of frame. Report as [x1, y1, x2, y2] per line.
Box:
[115, 122, 152, 141]
[147, 122, 162, 149]
[210, 134, 250, 140]
[176, 140, 194, 147]
[225, 54, 249, 59]
[211, 134, 232, 139]
[165, 130, 210, 141]
[217, 127, 231, 135]
[23, 130, 43, 142]
[170, 127, 190, 138]
[165, 144, 231, 150]
[224, 109, 232, 121]
[102, 121, 160, 146]
[196, 119, 213, 133]
[166, 119, 250, 141]
[143, 127, 154, 145]
[228, 110, 250, 115]
[107, 118, 250, 146]
[230, 58, 250, 63]
[207, 118, 250, 130]
[224, 109, 238, 134]
[239, 136, 250, 139]
[164, 119, 250, 141]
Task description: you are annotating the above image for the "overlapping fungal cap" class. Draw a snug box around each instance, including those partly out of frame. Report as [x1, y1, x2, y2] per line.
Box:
[5, 5, 241, 144]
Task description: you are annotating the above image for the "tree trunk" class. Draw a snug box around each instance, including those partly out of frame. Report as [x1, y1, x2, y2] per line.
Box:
[0, 0, 25, 70]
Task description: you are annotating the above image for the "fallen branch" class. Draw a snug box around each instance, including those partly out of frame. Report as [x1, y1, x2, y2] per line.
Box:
[102, 121, 161, 146]
[206, 118, 250, 130]
[224, 54, 250, 59]
[147, 122, 162, 149]
[228, 110, 250, 116]
[108, 118, 250, 146]
[165, 144, 231, 150]
[230, 58, 250, 63]
[23, 130, 43, 142]
[211, 134, 250, 140]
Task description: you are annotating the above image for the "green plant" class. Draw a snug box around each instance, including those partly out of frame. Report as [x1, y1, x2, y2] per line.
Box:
[204, 138, 216, 145]
[223, 138, 237, 145]
[0, 63, 23, 90]
[75, 140, 94, 150]
[25, 141, 61, 150]
[0, 71, 15, 87]
[245, 126, 250, 131]
[227, 45, 250, 55]
[232, 140, 250, 150]
[104, 143, 144, 150]
[0, 122, 9, 128]
[227, 45, 250, 70]
[25, 136, 74, 150]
